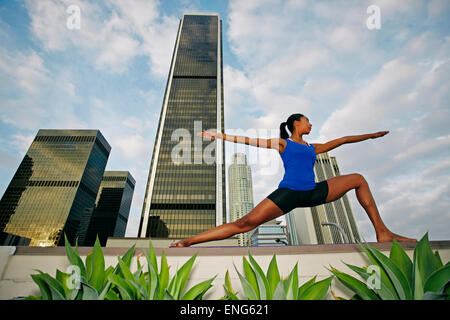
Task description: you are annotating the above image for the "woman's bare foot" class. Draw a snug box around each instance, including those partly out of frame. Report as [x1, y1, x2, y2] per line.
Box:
[376, 231, 417, 243]
[169, 239, 190, 247]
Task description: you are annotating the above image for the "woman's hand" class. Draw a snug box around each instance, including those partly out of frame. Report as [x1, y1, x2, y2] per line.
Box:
[196, 130, 222, 140]
[371, 131, 389, 139]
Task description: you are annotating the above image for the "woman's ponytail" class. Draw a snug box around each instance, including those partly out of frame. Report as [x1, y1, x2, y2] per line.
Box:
[280, 122, 289, 139]
[279, 113, 305, 139]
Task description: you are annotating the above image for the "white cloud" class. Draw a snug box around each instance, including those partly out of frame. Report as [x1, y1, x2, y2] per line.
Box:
[25, 0, 178, 76]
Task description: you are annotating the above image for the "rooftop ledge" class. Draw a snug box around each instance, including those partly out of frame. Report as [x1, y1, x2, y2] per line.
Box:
[12, 240, 450, 256]
[2, 240, 449, 300]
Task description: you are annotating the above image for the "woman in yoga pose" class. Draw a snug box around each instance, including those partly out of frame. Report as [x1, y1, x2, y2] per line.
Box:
[171, 113, 416, 247]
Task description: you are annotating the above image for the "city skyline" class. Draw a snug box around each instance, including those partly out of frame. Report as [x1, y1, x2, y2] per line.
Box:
[0, 1, 449, 242]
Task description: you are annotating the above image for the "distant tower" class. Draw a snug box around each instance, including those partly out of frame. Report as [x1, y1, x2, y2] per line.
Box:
[0, 130, 110, 247]
[81, 171, 135, 246]
[250, 220, 288, 246]
[285, 152, 361, 244]
[228, 153, 254, 246]
[139, 13, 226, 240]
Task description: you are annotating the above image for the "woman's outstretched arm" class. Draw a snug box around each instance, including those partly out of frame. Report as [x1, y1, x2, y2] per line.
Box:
[312, 131, 389, 154]
[197, 130, 280, 149]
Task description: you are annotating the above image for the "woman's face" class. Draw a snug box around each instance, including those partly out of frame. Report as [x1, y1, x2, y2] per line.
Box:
[294, 116, 312, 134]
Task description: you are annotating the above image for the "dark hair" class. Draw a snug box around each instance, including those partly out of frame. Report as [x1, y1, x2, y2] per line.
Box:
[279, 113, 304, 139]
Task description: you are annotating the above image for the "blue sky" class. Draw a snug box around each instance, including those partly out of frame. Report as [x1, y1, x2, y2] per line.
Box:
[0, 0, 449, 242]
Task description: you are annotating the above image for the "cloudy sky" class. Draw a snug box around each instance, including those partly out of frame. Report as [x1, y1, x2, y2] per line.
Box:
[0, 0, 449, 242]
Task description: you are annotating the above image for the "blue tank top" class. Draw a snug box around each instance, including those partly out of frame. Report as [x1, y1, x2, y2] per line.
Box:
[278, 138, 317, 191]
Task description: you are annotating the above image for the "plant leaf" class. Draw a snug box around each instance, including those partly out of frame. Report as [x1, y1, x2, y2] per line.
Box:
[30, 273, 51, 300]
[365, 242, 412, 299]
[389, 238, 414, 288]
[64, 234, 86, 278]
[414, 233, 438, 286]
[242, 256, 259, 299]
[298, 276, 316, 298]
[298, 276, 332, 300]
[182, 276, 216, 300]
[284, 263, 299, 300]
[172, 253, 197, 299]
[266, 254, 281, 299]
[89, 235, 105, 292]
[423, 265, 450, 294]
[329, 266, 380, 300]
[272, 280, 287, 300]
[248, 251, 269, 300]
[108, 274, 135, 300]
[358, 240, 398, 299]
[234, 263, 258, 300]
[158, 251, 169, 300]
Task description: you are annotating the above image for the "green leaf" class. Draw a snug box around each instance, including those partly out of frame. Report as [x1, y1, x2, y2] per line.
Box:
[170, 253, 197, 299]
[118, 257, 135, 283]
[298, 276, 316, 298]
[80, 278, 99, 300]
[98, 281, 112, 300]
[413, 253, 424, 300]
[158, 251, 169, 300]
[389, 239, 414, 288]
[423, 265, 450, 294]
[414, 233, 438, 286]
[343, 263, 396, 300]
[234, 263, 258, 300]
[55, 269, 70, 298]
[248, 251, 269, 300]
[30, 273, 51, 300]
[242, 257, 259, 299]
[36, 270, 66, 300]
[147, 259, 159, 300]
[272, 280, 287, 300]
[222, 270, 239, 300]
[64, 234, 86, 278]
[298, 276, 332, 300]
[108, 274, 135, 300]
[358, 241, 398, 299]
[89, 235, 105, 292]
[266, 254, 281, 299]
[148, 241, 158, 272]
[284, 263, 299, 300]
[365, 242, 412, 299]
[434, 251, 443, 269]
[329, 266, 380, 300]
[182, 276, 216, 300]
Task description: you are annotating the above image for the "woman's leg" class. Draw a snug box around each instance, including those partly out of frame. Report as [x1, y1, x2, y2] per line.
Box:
[325, 173, 416, 242]
[170, 198, 285, 247]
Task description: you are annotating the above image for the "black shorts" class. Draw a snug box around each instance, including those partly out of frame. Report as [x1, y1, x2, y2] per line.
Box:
[266, 181, 329, 214]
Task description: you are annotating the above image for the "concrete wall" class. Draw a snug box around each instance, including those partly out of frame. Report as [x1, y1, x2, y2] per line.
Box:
[1, 241, 449, 300]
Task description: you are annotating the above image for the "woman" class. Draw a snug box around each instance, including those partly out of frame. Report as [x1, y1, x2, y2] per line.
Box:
[170, 113, 416, 247]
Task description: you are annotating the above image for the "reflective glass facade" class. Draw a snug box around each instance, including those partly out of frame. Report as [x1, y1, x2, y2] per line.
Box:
[0, 130, 110, 246]
[81, 171, 135, 246]
[139, 13, 226, 239]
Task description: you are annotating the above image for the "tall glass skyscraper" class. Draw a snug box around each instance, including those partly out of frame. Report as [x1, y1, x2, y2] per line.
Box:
[81, 171, 135, 246]
[139, 13, 226, 239]
[0, 129, 110, 247]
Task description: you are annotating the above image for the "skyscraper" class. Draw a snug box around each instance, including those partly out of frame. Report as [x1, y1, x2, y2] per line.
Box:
[285, 152, 361, 245]
[139, 13, 226, 239]
[250, 220, 288, 247]
[228, 153, 254, 246]
[0, 130, 110, 247]
[81, 171, 135, 246]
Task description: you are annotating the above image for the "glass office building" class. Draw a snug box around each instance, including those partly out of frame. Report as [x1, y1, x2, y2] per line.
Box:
[0, 129, 110, 246]
[81, 171, 135, 246]
[139, 13, 226, 239]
